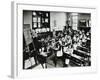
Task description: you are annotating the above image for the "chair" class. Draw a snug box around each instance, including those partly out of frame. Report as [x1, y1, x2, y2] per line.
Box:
[38, 48, 48, 68]
[56, 48, 63, 57]
[63, 47, 73, 67]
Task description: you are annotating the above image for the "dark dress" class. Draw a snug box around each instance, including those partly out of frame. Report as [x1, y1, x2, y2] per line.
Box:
[32, 37, 41, 64]
[53, 42, 62, 67]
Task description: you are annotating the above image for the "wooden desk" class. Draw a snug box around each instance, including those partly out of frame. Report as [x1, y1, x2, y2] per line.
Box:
[73, 50, 90, 58]
[64, 51, 90, 66]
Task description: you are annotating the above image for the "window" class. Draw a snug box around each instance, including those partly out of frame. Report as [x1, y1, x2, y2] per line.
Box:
[71, 13, 78, 30]
[32, 11, 50, 33]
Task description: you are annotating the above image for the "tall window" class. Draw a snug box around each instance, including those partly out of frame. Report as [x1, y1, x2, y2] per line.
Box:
[71, 13, 78, 30]
[32, 11, 50, 33]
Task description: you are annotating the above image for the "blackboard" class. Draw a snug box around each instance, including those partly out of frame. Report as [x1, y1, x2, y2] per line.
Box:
[23, 24, 33, 45]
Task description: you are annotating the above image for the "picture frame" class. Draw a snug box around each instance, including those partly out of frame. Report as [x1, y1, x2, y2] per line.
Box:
[11, 1, 97, 78]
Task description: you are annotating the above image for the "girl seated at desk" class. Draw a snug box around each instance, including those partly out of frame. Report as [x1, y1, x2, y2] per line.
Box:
[38, 47, 47, 69]
[50, 38, 63, 67]
[63, 35, 73, 67]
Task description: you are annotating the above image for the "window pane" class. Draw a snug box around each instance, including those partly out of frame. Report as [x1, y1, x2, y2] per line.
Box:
[42, 18, 44, 23]
[33, 17, 37, 22]
[38, 23, 41, 28]
[33, 23, 37, 28]
[45, 18, 48, 23]
[33, 12, 36, 16]
[46, 13, 48, 17]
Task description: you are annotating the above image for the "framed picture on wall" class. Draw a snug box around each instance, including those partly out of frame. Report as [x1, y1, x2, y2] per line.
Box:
[11, 1, 97, 78]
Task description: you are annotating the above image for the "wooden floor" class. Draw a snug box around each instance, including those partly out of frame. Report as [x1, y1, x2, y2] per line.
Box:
[24, 56, 84, 69]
